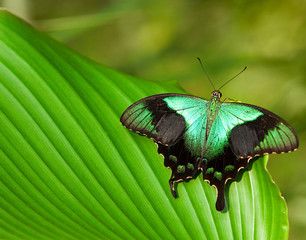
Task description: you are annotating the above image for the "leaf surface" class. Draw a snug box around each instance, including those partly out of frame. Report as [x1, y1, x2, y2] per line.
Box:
[0, 10, 288, 240]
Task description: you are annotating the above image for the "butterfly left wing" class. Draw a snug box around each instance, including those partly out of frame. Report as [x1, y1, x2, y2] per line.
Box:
[121, 94, 195, 146]
[121, 94, 209, 197]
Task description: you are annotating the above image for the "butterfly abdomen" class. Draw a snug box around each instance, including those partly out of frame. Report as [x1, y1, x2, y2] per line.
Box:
[203, 96, 222, 153]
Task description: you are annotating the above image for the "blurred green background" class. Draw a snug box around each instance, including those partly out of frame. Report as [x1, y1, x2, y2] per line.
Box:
[2, 0, 306, 239]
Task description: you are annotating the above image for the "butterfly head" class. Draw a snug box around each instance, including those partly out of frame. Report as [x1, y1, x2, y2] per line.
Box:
[211, 90, 222, 99]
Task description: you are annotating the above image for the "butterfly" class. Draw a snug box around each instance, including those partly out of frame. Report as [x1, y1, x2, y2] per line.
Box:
[120, 64, 299, 211]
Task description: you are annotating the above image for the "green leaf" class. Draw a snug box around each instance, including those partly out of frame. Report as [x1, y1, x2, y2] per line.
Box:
[0, 10, 288, 240]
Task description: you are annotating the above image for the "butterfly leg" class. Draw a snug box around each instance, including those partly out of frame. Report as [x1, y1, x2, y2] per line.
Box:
[223, 97, 241, 103]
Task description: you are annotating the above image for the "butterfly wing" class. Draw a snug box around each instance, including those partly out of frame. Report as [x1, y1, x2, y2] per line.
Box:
[221, 102, 299, 158]
[198, 102, 298, 211]
[121, 94, 209, 196]
[121, 94, 198, 145]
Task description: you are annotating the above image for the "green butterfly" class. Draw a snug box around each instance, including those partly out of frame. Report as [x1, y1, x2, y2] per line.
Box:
[120, 66, 299, 211]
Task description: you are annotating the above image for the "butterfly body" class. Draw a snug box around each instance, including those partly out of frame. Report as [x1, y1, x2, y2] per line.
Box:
[120, 91, 298, 211]
[204, 91, 222, 151]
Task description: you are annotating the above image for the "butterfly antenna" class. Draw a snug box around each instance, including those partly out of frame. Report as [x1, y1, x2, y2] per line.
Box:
[218, 66, 247, 91]
[197, 57, 216, 90]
